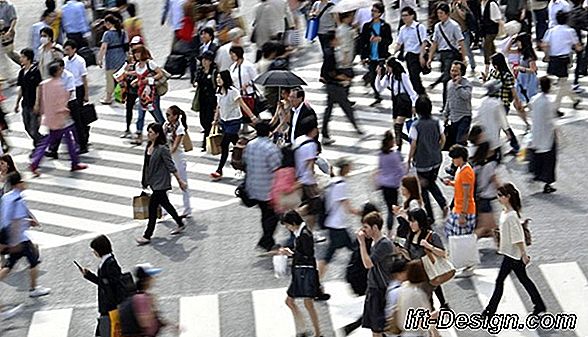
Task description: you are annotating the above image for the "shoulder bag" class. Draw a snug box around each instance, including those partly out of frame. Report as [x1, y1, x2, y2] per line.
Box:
[421, 231, 456, 286]
[146, 62, 171, 97]
[416, 24, 432, 74]
[438, 23, 462, 61]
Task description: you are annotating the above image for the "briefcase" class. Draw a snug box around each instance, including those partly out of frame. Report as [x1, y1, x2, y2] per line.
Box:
[81, 103, 98, 125]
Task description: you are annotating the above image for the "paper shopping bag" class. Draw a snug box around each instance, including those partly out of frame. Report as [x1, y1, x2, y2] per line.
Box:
[133, 194, 150, 220]
[109, 309, 122, 337]
[182, 132, 194, 152]
[206, 124, 223, 156]
[448, 234, 481, 269]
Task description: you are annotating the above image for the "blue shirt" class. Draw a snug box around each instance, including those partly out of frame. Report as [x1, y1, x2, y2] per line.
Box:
[30, 21, 50, 58]
[1, 189, 31, 244]
[370, 22, 381, 60]
[61, 0, 90, 34]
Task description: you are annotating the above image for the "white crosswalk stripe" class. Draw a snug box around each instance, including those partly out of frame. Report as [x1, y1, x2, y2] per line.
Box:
[18, 263, 588, 336]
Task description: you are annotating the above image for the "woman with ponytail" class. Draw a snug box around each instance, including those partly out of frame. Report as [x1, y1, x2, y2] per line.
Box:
[482, 182, 546, 320]
[164, 105, 192, 218]
[97, 14, 129, 105]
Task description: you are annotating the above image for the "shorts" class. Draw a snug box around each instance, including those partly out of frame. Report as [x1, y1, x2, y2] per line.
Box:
[362, 287, 387, 332]
[476, 197, 495, 213]
[322, 228, 355, 263]
[6, 241, 40, 270]
[444, 212, 476, 237]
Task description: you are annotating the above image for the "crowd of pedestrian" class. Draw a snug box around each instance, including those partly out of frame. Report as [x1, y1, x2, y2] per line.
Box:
[0, 0, 583, 334]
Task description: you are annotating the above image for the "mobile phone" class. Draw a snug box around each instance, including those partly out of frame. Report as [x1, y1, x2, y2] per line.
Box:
[73, 260, 82, 270]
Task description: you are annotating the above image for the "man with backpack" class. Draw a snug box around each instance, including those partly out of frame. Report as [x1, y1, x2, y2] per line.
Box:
[294, 116, 321, 229]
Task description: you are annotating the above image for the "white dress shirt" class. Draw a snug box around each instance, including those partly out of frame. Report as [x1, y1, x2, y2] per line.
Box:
[65, 53, 87, 87]
[375, 73, 419, 107]
[290, 103, 303, 143]
[397, 21, 427, 55]
[543, 24, 579, 56]
[229, 60, 258, 95]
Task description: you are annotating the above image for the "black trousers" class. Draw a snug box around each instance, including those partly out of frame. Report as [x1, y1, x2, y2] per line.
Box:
[366, 60, 381, 100]
[66, 32, 88, 48]
[322, 83, 360, 138]
[486, 255, 545, 314]
[125, 92, 138, 132]
[143, 189, 183, 240]
[256, 200, 279, 251]
[381, 186, 398, 231]
[417, 166, 447, 222]
[217, 133, 239, 174]
[199, 100, 215, 149]
[405, 52, 425, 95]
[533, 141, 556, 185]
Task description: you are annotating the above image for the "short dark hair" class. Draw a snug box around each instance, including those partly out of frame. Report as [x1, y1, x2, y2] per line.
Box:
[147, 123, 167, 146]
[20, 48, 35, 62]
[127, 2, 137, 17]
[361, 203, 380, 221]
[448, 144, 469, 160]
[7, 171, 23, 186]
[436, 2, 450, 14]
[325, 30, 337, 44]
[217, 70, 234, 91]
[63, 39, 78, 50]
[539, 76, 551, 93]
[373, 2, 385, 14]
[291, 87, 305, 100]
[363, 211, 384, 230]
[452, 60, 466, 76]
[556, 10, 569, 25]
[40, 27, 54, 41]
[282, 210, 303, 226]
[48, 61, 61, 77]
[90, 235, 113, 257]
[200, 27, 214, 38]
[401, 6, 417, 20]
[255, 120, 271, 137]
[415, 95, 432, 119]
[299, 116, 318, 135]
[261, 41, 277, 59]
[406, 260, 428, 283]
[381, 254, 408, 277]
[229, 46, 245, 60]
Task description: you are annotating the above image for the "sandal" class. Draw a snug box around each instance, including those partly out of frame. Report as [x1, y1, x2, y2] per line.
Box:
[210, 172, 222, 181]
[135, 237, 151, 246]
[170, 225, 186, 235]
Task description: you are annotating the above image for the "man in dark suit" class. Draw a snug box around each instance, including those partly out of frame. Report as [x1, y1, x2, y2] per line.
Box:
[286, 87, 318, 144]
[190, 26, 218, 85]
[359, 2, 393, 107]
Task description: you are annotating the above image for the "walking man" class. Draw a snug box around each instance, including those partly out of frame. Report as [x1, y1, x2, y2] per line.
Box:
[243, 121, 283, 252]
[393, 6, 428, 95]
[14, 48, 43, 149]
[445, 61, 472, 145]
[60, 0, 91, 48]
[359, 2, 392, 107]
[427, 2, 467, 112]
[64, 39, 90, 152]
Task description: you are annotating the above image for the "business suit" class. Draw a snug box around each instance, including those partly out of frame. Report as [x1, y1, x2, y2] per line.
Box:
[287, 103, 317, 144]
[84, 255, 123, 336]
[141, 144, 184, 240]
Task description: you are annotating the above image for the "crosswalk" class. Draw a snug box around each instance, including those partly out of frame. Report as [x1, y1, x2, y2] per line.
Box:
[5, 261, 584, 337]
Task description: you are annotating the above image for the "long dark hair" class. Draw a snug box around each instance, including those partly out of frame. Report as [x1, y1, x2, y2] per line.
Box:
[491, 53, 513, 77]
[168, 105, 188, 130]
[147, 123, 167, 146]
[381, 130, 395, 154]
[386, 56, 406, 81]
[0, 154, 18, 175]
[406, 208, 431, 248]
[104, 14, 122, 31]
[401, 176, 423, 209]
[217, 70, 234, 93]
[515, 33, 537, 62]
[497, 182, 522, 217]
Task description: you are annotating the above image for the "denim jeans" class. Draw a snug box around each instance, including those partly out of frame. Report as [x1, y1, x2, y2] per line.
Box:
[136, 95, 165, 133]
[453, 116, 472, 145]
[533, 8, 548, 43]
[463, 31, 477, 70]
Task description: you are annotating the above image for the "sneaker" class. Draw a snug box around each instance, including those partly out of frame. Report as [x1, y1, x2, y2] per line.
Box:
[322, 137, 335, 146]
[44, 151, 58, 159]
[135, 237, 151, 246]
[29, 286, 51, 298]
[120, 131, 132, 139]
[71, 163, 88, 172]
[0, 304, 23, 320]
[572, 84, 585, 94]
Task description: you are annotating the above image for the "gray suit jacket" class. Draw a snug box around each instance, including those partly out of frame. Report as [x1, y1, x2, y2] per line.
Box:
[142, 144, 177, 191]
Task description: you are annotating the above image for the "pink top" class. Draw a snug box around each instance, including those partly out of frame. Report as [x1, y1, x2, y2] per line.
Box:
[39, 78, 71, 130]
[133, 293, 159, 337]
[270, 167, 297, 213]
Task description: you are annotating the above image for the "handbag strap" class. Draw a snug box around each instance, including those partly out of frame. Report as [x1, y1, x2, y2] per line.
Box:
[438, 23, 460, 54]
[316, 2, 334, 20]
[416, 23, 423, 46]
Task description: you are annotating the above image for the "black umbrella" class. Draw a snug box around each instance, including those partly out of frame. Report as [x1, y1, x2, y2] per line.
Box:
[254, 70, 307, 87]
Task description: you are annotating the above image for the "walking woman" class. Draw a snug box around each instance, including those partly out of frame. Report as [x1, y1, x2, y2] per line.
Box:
[136, 123, 188, 245]
[404, 208, 449, 309]
[30, 62, 87, 177]
[375, 57, 418, 152]
[228, 46, 258, 126]
[375, 131, 405, 234]
[392, 176, 424, 239]
[194, 50, 217, 152]
[164, 106, 192, 218]
[0, 154, 17, 197]
[280, 210, 323, 337]
[210, 70, 256, 181]
[77, 235, 124, 337]
[488, 52, 528, 154]
[482, 182, 546, 319]
[511, 33, 538, 106]
[129, 45, 165, 145]
[97, 14, 128, 105]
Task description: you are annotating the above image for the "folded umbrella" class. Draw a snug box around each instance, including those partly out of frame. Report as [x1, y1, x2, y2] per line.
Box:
[254, 70, 308, 87]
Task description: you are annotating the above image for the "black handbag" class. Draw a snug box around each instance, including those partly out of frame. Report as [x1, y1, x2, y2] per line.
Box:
[80, 103, 98, 125]
[391, 78, 412, 116]
[443, 122, 457, 151]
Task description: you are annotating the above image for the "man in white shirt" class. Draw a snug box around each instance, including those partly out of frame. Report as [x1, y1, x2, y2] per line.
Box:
[474, 80, 509, 156]
[542, 10, 582, 114]
[394, 6, 428, 95]
[64, 39, 90, 152]
[294, 116, 321, 228]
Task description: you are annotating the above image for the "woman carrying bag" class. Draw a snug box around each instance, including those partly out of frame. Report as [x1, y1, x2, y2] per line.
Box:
[97, 14, 128, 105]
[164, 106, 192, 219]
[194, 50, 217, 152]
[404, 208, 449, 310]
[392, 176, 424, 239]
[136, 123, 188, 246]
[210, 70, 256, 181]
[280, 210, 323, 337]
[482, 182, 546, 320]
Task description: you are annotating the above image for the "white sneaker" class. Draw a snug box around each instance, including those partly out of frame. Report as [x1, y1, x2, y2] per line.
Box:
[0, 304, 23, 320]
[29, 286, 51, 298]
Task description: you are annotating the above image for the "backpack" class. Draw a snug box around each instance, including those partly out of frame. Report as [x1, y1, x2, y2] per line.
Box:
[119, 295, 142, 336]
[316, 180, 344, 229]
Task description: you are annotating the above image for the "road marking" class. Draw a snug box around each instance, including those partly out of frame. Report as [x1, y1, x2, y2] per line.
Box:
[324, 281, 371, 337]
[22, 189, 130, 217]
[472, 268, 539, 337]
[32, 210, 120, 233]
[179, 295, 221, 337]
[252, 287, 296, 337]
[27, 308, 72, 337]
[539, 262, 588, 337]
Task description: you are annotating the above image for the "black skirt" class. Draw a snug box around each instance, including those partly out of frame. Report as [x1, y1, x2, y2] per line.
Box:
[361, 287, 387, 332]
[533, 142, 557, 184]
[287, 265, 319, 298]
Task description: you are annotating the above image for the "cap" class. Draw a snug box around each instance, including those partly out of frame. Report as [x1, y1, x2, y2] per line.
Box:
[333, 157, 353, 169]
[135, 263, 162, 277]
[227, 27, 244, 41]
[483, 80, 502, 96]
[130, 36, 144, 45]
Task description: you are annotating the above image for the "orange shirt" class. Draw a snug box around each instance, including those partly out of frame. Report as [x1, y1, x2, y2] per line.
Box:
[453, 164, 476, 215]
